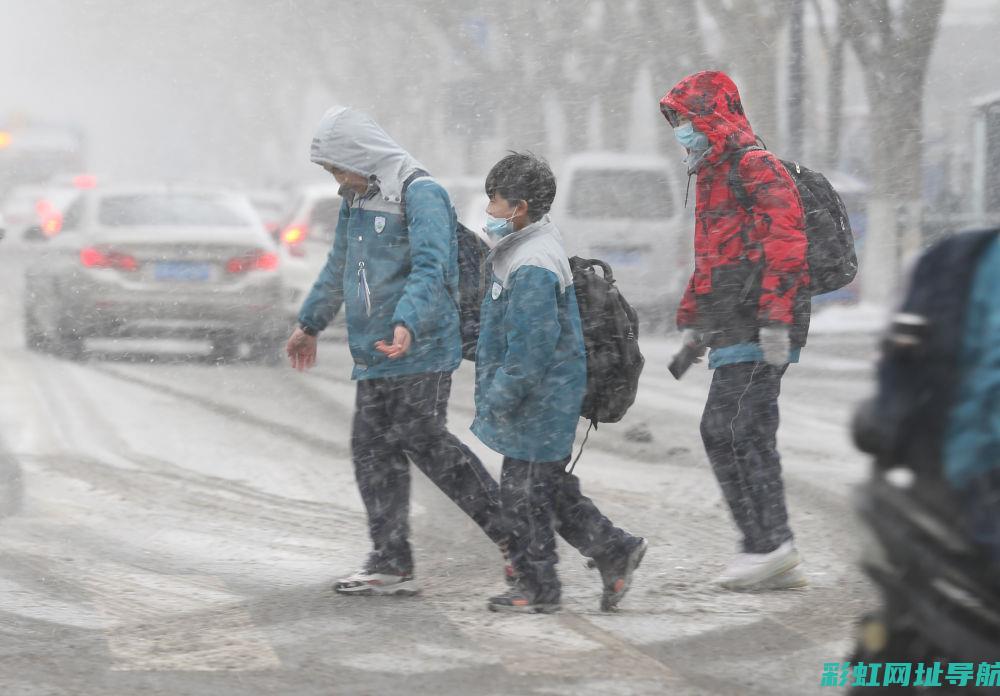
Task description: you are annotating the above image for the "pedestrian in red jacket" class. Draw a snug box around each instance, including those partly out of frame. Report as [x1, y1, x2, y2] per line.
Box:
[661, 70, 810, 590]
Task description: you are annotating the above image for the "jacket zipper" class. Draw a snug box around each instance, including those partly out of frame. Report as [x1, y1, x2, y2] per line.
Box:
[357, 261, 372, 316]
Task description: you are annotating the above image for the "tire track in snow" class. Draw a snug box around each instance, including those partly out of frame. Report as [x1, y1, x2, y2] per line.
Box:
[89, 363, 352, 460]
[0, 439, 23, 522]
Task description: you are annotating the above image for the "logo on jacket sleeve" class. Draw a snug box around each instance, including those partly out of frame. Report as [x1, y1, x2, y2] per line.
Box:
[374, 216, 386, 234]
[491, 281, 502, 300]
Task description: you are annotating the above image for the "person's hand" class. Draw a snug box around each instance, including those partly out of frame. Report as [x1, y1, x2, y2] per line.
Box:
[286, 327, 318, 371]
[680, 328, 706, 354]
[374, 324, 412, 360]
[668, 328, 706, 380]
[758, 325, 790, 367]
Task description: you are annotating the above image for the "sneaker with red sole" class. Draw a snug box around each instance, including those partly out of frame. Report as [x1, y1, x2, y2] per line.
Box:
[588, 536, 648, 612]
[487, 587, 561, 614]
[498, 540, 516, 587]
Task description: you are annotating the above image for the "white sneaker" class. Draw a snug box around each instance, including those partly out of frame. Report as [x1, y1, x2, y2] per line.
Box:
[716, 541, 801, 591]
[756, 564, 808, 590]
[334, 568, 419, 596]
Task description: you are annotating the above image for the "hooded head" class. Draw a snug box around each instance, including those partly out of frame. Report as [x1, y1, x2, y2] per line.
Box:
[659, 71, 758, 167]
[309, 107, 425, 203]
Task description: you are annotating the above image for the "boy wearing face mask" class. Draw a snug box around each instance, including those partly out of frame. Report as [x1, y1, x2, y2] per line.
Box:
[660, 71, 810, 591]
[474, 152, 647, 613]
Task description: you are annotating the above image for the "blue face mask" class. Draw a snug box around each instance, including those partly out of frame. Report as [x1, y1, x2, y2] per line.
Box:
[483, 212, 515, 240]
[673, 122, 709, 153]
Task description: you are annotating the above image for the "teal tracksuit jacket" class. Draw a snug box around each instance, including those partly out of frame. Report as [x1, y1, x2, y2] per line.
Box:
[471, 216, 586, 462]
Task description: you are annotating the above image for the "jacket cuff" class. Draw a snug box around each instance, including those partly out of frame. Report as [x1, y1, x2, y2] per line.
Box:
[391, 310, 418, 340]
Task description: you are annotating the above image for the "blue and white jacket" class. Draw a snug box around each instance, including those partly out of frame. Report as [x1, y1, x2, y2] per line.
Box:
[298, 107, 462, 380]
[471, 216, 587, 462]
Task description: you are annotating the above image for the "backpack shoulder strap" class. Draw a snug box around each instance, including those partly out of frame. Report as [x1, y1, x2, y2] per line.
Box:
[727, 145, 764, 211]
[399, 168, 432, 223]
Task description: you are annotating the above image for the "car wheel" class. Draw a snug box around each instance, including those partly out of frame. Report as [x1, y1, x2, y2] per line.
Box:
[248, 335, 284, 366]
[23, 303, 49, 353]
[51, 325, 85, 361]
[209, 332, 241, 364]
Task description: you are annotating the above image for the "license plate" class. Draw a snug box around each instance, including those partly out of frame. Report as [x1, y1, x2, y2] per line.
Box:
[154, 262, 212, 282]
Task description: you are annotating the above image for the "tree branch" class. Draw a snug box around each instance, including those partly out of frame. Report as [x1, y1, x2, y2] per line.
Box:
[809, 0, 832, 52]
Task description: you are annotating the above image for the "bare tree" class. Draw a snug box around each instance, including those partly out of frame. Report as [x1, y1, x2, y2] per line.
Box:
[264, 1, 718, 172]
[838, 0, 945, 304]
[809, 0, 849, 170]
[638, 1, 718, 156]
[701, 0, 795, 149]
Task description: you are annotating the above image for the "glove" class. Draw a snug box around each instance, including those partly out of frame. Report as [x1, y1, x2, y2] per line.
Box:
[668, 329, 707, 379]
[758, 325, 791, 367]
[680, 328, 706, 352]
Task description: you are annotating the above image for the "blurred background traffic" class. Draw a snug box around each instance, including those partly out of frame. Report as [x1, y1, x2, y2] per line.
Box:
[2, 0, 999, 361]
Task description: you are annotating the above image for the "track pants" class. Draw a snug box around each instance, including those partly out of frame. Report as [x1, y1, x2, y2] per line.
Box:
[500, 456, 631, 600]
[700, 362, 794, 554]
[352, 371, 505, 573]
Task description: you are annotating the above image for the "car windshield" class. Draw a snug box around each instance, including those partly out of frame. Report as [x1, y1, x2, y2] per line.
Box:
[98, 194, 251, 227]
[567, 169, 673, 219]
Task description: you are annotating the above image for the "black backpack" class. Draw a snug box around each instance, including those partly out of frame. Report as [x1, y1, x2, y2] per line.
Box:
[854, 228, 1000, 478]
[729, 147, 858, 296]
[401, 172, 644, 431]
[570, 257, 645, 427]
[454, 221, 489, 360]
[401, 171, 488, 361]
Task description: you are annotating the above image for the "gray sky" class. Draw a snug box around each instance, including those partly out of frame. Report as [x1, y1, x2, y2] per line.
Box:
[2, 1, 998, 188]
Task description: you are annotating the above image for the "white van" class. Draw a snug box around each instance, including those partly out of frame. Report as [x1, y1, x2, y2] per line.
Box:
[552, 152, 691, 328]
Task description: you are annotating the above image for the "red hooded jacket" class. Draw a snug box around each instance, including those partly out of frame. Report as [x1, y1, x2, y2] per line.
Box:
[660, 71, 810, 349]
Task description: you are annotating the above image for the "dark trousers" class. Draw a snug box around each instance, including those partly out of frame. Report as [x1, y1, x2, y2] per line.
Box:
[351, 371, 504, 573]
[700, 362, 794, 555]
[500, 456, 630, 600]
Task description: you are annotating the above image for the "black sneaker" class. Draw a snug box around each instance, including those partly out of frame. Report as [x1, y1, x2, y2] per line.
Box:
[487, 587, 560, 614]
[589, 537, 647, 612]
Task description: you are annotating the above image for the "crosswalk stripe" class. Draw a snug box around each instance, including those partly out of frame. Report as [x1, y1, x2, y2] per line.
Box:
[87, 571, 281, 672]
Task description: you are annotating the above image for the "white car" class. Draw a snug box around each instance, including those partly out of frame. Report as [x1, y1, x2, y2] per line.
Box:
[272, 183, 343, 321]
[2, 184, 81, 243]
[23, 185, 289, 361]
[247, 189, 289, 238]
[552, 152, 691, 328]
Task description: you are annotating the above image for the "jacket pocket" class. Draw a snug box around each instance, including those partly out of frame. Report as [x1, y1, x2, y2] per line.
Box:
[705, 260, 762, 345]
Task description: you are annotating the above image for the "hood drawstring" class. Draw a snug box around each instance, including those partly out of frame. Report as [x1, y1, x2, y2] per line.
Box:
[684, 173, 693, 208]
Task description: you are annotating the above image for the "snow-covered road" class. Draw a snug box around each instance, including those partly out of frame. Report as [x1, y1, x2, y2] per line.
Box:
[0, 246, 878, 695]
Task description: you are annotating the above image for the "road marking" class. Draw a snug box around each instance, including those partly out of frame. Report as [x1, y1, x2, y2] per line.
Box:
[0, 573, 112, 630]
[88, 571, 281, 671]
[336, 642, 500, 674]
[557, 612, 681, 682]
[445, 607, 684, 686]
